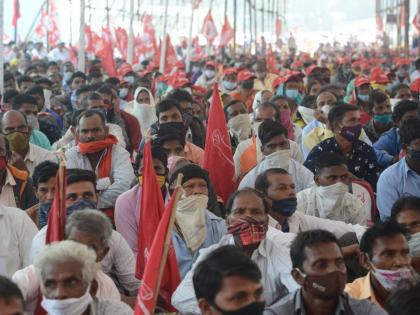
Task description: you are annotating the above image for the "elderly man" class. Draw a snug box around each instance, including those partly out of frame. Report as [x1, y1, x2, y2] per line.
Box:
[34, 240, 132, 314]
[1, 110, 56, 175]
[65, 110, 135, 220]
[168, 164, 226, 279]
[172, 187, 298, 314]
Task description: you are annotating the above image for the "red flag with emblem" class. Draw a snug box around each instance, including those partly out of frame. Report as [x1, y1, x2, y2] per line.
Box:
[201, 10, 218, 44]
[202, 84, 237, 202]
[219, 16, 234, 47]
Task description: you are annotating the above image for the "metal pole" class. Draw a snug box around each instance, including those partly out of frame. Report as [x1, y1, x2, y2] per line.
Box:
[159, 0, 169, 73]
[127, 0, 135, 63]
[78, 0, 85, 71]
[106, 0, 110, 29]
[0, 0, 4, 96]
[186, 0, 195, 72]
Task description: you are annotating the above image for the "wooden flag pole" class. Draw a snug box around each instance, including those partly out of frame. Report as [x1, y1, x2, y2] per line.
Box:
[152, 173, 183, 309]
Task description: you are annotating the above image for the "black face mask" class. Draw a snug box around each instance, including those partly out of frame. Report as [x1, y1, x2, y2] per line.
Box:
[241, 80, 254, 90]
[159, 121, 186, 133]
[211, 301, 265, 315]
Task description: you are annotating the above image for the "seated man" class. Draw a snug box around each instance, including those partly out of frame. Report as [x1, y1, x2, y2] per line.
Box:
[34, 241, 132, 314]
[239, 120, 313, 192]
[304, 104, 380, 190]
[168, 164, 226, 278]
[172, 188, 298, 314]
[153, 123, 189, 163]
[193, 245, 265, 315]
[373, 100, 418, 168]
[1, 110, 57, 175]
[345, 221, 415, 309]
[234, 102, 303, 180]
[26, 161, 58, 228]
[28, 168, 140, 296]
[265, 230, 386, 315]
[255, 168, 366, 241]
[297, 152, 366, 225]
[224, 100, 251, 152]
[377, 118, 420, 219]
[65, 110, 135, 219]
[0, 275, 25, 315]
[0, 134, 37, 209]
[363, 90, 393, 143]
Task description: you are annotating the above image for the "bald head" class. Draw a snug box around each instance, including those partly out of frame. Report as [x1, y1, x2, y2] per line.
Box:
[1, 110, 28, 134]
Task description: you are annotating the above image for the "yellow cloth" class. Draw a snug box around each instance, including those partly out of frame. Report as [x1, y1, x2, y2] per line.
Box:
[345, 273, 381, 307]
[302, 123, 334, 156]
[253, 73, 278, 91]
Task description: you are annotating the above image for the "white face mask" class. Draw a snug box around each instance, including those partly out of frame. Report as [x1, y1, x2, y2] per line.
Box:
[297, 106, 315, 125]
[223, 80, 237, 91]
[371, 266, 416, 291]
[263, 149, 291, 170]
[124, 76, 135, 84]
[41, 286, 93, 315]
[204, 69, 216, 79]
[119, 88, 129, 99]
[315, 182, 349, 219]
[321, 105, 331, 116]
[228, 114, 252, 142]
[252, 121, 262, 137]
[176, 194, 208, 251]
[27, 114, 40, 130]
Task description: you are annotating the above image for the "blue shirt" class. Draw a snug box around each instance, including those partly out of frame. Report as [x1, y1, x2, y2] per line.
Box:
[377, 157, 420, 220]
[373, 127, 401, 168]
[173, 210, 226, 279]
[304, 137, 380, 190]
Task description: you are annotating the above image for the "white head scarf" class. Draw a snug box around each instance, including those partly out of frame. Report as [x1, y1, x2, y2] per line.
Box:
[132, 87, 157, 136]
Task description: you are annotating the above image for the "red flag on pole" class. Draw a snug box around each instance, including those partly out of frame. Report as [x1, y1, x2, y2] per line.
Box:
[154, 35, 178, 74]
[135, 141, 180, 312]
[114, 27, 128, 60]
[97, 27, 117, 77]
[219, 16, 234, 47]
[12, 0, 20, 27]
[202, 84, 237, 203]
[275, 18, 282, 38]
[201, 10, 218, 44]
[266, 44, 280, 75]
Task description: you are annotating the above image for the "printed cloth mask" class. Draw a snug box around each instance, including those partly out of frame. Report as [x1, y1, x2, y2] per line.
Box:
[66, 199, 97, 218]
[227, 216, 268, 248]
[340, 124, 362, 142]
[296, 269, 346, 300]
[371, 266, 416, 291]
[5, 132, 29, 154]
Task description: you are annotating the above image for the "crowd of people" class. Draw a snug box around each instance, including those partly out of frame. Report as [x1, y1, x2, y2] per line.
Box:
[1, 39, 420, 315]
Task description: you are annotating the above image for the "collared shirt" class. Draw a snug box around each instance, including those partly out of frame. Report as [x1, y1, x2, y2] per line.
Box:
[29, 227, 139, 295]
[304, 138, 380, 190]
[24, 143, 57, 176]
[0, 205, 38, 277]
[345, 273, 380, 307]
[264, 289, 387, 315]
[65, 144, 135, 209]
[172, 227, 299, 314]
[373, 127, 401, 168]
[377, 157, 420, 219]
[268, 212, 366, 241]
[13, 265, 121, 314]
[0, 168, 17, 207]
[173, 210, 226, 279]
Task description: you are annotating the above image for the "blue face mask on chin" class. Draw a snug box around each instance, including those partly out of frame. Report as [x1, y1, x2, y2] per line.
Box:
[270, 197, 297, 216]
[285, 89, 299, 99]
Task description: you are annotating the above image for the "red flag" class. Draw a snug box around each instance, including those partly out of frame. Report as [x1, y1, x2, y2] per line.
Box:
[413, 14, 420, 33]
[12, 0, 20, 27]
[97, 27, 117, 77]
[267, 44, 280, 75]
[68, 44, 78, 68]
[134, 185, 181, 314]
[219, 16, 234, 47]
[155, 35, 178, 74]
[275, 18, 282, 38]
[84, 25, 94, 53]
[45, 164, 66, 244]
[194, 36, 202, 56]
[136, 141, 180, 311]
[114, 27, 128, 60]
[202, 84, 237, 203]
[201, 10, 218, 44]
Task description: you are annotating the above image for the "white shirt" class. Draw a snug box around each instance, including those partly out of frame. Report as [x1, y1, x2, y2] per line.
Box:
[24, 143, 57, 176]
[0, 168, 18, 207]
[12, 264, 120, 314]
[30, 227, 139, 295]
[238, 152, 314, 192]
[65, 144, 135, 209]
[268, 211, 366, 241]
[48, 47, 70, 62]
[0, 205, 38, 277]
[171, 227, 299, 314]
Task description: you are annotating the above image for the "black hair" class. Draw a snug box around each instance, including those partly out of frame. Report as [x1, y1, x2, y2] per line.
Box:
[314, 152, 348, 175]
[96, 84, 116, 97]
[77, 109, 106, 126]
[104, 77, 120, 86]
[88, 71, 103, 80]
[258, 120, 288, 145]
[16, 75, 33, 88]
[391, 196, 420, 221]
[11, 94, 38, 110]
[393, 100, 419, 121]
[225, 187, 269, 215]
[35, 77, 53, 88]
[391, 83, 411, 98]
[167, 88, 193, 104]
[3, 89, 20, 103]
[386, 282, 420, 315]
[193, 245, 261, 303]
[360, 221, 408, 259]
[327, 102, 359, 125]
[135, 144, 168, 174]
[223, 100, 246, 120]
[300, 95, 317, 109]
[4, 72, 15, 83]
[290, 229, 341, 270]
[0, 275, 24, 306]
[255, 101, 280, 120]
[47, 61, 58, 68]
[70, 109, 85, 127]
[66, 168, 96, 188]
[87, 92, 103, 101]
[399, 118, 420, 145]
[70, 71, 87, 84]
[76, 85, 92, 97]
[255, 168, 289, 195]
[155, 99, 182, 118]
[367, 90, 388, 113]
[32, 161, 59, 188]
[317, 84, 343, 97]
[270, 95, 289, 104]
[415, 58, 420, 70]
[153, 124, 186, 146]
[26, 85, 44, 98]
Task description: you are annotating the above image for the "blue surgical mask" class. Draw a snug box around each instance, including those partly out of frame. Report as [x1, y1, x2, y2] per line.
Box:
[270, 197, 297, 216]
[373, 113, 392, 125]
[358, 94, 369, 102]
[63, 71, 73, 83]
[223, 80, 237, 91]
[70, 90, 78, 110]
[285, 89, 299, 100]
[119, 88, 128, 99]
